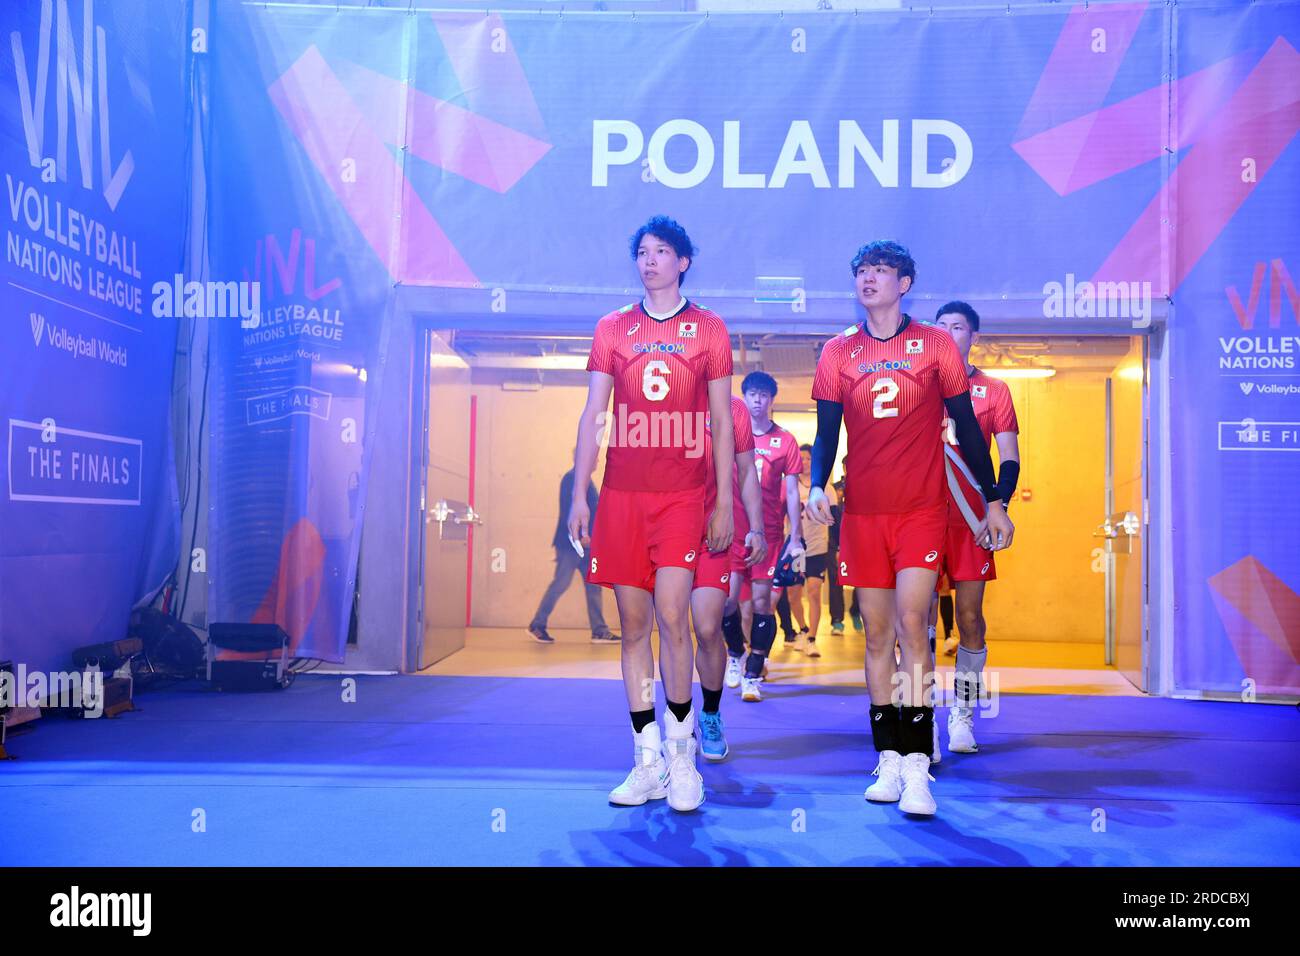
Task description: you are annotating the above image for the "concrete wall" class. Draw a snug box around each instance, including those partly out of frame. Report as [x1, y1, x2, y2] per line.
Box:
[468, 379, 615, 631]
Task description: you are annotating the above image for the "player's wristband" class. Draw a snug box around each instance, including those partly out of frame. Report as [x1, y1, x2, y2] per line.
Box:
[995, 460, 1020, 505]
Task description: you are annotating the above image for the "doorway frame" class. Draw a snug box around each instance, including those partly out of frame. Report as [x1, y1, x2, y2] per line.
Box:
[978, 325, 1166, 695]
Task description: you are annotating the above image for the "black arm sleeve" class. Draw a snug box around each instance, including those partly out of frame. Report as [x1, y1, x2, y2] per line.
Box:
[810, 399, 843, 491]
[944, 393, 999, 502]
[995, 459, 1020, 505]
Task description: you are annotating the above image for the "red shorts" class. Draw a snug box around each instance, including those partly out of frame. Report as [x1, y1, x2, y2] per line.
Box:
[730, 531, 782, 582]
[587, 487, 705, 592]
[941, 514, 997, 583]
[838, 502, 947, 589]
[738, 578, 782, 605]
[693, 542, 733, 592]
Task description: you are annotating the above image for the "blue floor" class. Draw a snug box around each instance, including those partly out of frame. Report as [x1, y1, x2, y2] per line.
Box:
[2, 674, 1298, 866]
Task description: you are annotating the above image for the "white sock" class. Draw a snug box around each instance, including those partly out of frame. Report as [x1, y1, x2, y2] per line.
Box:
[954, 645, 987, 713]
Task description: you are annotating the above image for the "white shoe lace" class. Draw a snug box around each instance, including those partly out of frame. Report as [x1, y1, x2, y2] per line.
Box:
[665, 739, 697, 780]
[902, 757, 935, 786]
[950, 708, 974, 732]
[871, 753, 900, 778]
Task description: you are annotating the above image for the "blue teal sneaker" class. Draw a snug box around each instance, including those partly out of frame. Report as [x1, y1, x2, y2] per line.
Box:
[698, 710, 728, 761]
[831, 621, 845, 635]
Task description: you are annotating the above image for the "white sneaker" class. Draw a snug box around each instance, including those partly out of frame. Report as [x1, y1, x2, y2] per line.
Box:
[899, 752, 938, 816]
[741, 676, 763, 702]
[663, 709, 704, 812]
[724, 655, 743, 688]
[806, 639, 821, 659]
[948, 706, 978, 753]
[943, 635, 960, 657]
[608, 723, 669, 806]
[931, 718, 942, 764]
[864, 750, 903, 803]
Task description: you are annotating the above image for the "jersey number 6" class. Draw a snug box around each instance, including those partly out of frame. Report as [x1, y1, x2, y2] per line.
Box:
[643, 360, 671, 401]
[872, 378, 900, 419]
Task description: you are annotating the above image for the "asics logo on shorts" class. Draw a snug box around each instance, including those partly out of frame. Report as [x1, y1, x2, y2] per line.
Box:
[912, 713, 924, 723]
[684, 550, 696, 562]
[590, 557, 598, 574]
[721, 573, 730, 583]
[925, 550, 939, 563]
[840, 561, 848, 576]
[767, 566, 776, 576]
[981, 562, 990, 575]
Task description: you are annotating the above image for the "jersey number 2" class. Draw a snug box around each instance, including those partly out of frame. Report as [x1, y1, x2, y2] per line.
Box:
[643, 360, 670, 401]
[872, 378, 900, 419]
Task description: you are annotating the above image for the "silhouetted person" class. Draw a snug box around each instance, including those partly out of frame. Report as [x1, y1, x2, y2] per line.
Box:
[528, 469, 619, 644]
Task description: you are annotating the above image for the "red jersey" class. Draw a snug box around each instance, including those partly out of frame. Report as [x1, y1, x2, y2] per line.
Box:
[966, 368, 1019, 445]
[587, 301, 733, 492]
[944, 367, 1019, 517]
[702, 396, 754, 522]
[812, 317, 968, 515]
[751, 422, 801, 541]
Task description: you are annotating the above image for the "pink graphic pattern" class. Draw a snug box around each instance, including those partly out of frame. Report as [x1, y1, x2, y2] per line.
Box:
[267, 15, 551, 287]
[1208, 556, 1300, 696]
[1013, 3, 1300, 296]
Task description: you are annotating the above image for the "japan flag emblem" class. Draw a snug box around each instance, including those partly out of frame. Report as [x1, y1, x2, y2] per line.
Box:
[972, 385, 988, 398]
[679, 321, 698, 339]
[906, 339, 924, 354]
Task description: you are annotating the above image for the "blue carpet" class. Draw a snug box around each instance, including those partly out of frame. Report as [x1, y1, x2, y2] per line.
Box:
[1, 675, 1297, 866]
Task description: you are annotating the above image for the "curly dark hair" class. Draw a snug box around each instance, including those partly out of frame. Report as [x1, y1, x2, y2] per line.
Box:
[850, 239, 916, 291]
[630, 216, 697, 286]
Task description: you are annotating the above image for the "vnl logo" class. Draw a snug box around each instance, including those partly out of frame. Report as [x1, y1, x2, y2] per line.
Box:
[11, 0, 135, 210]
[1226, 258, 1299, 330]
[1220, 258, 1300, 371]
[239, 229, 346, 348]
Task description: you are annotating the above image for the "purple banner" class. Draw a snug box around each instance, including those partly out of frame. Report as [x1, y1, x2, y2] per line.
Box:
[205, 6, 398, 662]
[0, 0, 187, 674]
